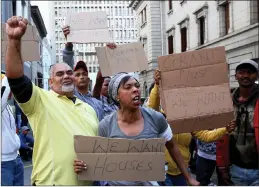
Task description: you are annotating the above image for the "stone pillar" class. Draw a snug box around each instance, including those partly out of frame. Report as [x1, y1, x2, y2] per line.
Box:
[204, 9, 209, 43]
[228, 1, 234, 33]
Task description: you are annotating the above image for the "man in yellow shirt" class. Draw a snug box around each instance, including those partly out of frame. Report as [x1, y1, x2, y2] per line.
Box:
[4, 16, 98, 185]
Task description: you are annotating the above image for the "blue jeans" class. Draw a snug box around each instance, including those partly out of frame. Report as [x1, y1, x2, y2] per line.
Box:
[164, 173, 187, 186]
[1, 155, 24, 186]
[230, 164, 259, 186]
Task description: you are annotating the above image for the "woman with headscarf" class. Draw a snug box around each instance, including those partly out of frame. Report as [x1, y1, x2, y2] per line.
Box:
[73, 72, 199, 186]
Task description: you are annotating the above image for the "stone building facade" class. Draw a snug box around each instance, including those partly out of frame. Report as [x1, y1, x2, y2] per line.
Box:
[130, 0, 258, 96]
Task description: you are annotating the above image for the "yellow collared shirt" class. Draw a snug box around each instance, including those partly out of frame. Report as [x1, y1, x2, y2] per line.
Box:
[18, 84, 98, 186]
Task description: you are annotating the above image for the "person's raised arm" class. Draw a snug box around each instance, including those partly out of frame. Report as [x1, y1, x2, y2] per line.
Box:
[5, 16, 33, 104]
[62, 25, 74, 69]
[92, 70, 104, 99]
[147, 69, 161, 111]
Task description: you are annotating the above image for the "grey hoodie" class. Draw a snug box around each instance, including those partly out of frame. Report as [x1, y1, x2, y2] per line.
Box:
[1, 76, 21, 161]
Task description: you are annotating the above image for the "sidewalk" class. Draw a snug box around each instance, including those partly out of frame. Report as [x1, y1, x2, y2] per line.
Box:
[22, 159, 32, 185]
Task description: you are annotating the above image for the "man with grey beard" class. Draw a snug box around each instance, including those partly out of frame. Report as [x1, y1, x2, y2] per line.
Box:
[4, 16, 99, 185]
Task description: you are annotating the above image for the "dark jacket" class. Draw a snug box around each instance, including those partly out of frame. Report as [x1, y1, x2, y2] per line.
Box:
[216, 84, 259, 185]
[19, 133, 34, 149]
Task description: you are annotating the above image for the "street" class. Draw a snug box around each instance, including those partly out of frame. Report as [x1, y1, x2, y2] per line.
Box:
[22, 161, 218, 186]
[23, 160, 32, 186]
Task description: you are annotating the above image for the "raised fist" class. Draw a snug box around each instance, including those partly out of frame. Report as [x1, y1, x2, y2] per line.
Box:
[6, 16, 28, 40]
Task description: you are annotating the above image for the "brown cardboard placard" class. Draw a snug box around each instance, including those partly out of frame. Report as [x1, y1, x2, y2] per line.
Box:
[74, 136, 166, 181]
[1, 23, 40, 62]
[66, 11, 110, 43]
[158, 46, 234, 134]
[95, 42, 149, 76]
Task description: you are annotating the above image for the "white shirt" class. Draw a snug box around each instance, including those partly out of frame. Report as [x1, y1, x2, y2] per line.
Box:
[1, 76, 20, 161]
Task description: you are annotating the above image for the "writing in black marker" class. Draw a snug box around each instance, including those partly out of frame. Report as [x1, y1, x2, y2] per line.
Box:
[93, 156, 153, 175]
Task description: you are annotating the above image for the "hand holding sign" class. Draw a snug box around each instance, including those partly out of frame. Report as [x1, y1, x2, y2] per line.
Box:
[62, 25, 73, 48]
[226, 119, 236, 133]
[154, 69, 161, 86]
[74, 159, 87, 174]
[106, 43, 117, 49]
[62, 25, 70, 40]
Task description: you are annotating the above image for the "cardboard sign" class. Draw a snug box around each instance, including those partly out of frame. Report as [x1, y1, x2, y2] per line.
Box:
[74, 136, 166, 181]
[66, 11, 110, 43]
[96, 42, 149, 76]
[158, 46, 234, 134]
[1, 23, 40, 62]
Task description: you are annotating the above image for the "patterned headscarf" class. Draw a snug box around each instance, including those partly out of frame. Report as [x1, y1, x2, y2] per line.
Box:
[108, 72, 138, 105]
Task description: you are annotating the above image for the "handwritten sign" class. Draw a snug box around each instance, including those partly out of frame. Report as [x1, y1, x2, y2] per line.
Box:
[95, 42, 149, 76]
[66, 11, 110, 43]
[1, 23, 40, 63]
[158, 46, 234, 133]
[74, 136, 166, 181]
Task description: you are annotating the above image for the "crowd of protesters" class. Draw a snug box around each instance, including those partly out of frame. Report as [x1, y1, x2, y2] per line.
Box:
[1, 16, 258, 186]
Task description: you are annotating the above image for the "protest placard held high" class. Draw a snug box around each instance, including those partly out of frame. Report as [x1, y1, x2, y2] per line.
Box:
[158, 46, 234, 134]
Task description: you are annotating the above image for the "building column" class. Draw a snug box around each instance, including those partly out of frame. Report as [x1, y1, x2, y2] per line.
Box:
[218, 6, 225, 37]
[204, 10, 209, 43]
[229, 0, 234, 33]
[186, 19, 190, 51]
